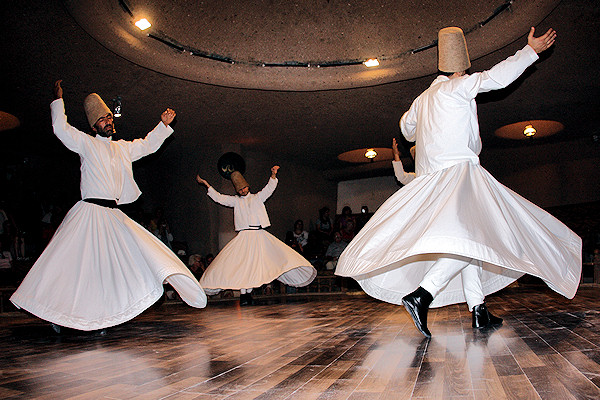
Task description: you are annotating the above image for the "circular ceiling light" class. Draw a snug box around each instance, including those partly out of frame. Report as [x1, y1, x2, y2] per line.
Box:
[338, 147, 392, 163]
[494, 120, 564, 140]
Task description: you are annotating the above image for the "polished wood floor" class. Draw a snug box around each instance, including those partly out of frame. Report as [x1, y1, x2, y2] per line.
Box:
[1, 285, 600, 399]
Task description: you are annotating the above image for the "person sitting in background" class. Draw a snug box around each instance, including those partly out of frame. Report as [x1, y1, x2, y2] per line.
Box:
[325, 232, 348, 271]
[292, 219, 309, 253]
[188, 254, 206, 279]
[335, 206, 356, 234]
[340, 219, 356, 243]
[316, 207, 333, 240]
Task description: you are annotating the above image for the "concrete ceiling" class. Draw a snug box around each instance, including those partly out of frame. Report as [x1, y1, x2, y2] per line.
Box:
[1, 0, 599, 180]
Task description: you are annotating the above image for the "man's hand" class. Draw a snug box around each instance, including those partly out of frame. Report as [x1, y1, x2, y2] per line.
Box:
[271, 165, 280, 179]
[196, 175, 210, 188]
[161, 108, 176, 126]
[54, 80, 63, 99]
[528, 27, 556, 54]
[392, 138, 401, 161]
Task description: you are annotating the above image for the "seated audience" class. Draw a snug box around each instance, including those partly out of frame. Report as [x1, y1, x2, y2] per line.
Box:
[325, 232, 348, 271]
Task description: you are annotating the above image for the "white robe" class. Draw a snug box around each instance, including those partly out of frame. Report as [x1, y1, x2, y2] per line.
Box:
[10, 99, 207, 330]
[335, 45, 582, 308]
[200, 179, 316, 293]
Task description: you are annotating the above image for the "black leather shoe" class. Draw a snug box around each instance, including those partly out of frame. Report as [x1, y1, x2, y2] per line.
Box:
[402, 287, 433, 338]
[472, 303, 503, 328]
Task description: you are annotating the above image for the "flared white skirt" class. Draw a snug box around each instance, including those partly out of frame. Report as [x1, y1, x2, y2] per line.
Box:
[200, 229, 316, 294]
[10, 201, 207, 330]
[335, 161, 582, 308]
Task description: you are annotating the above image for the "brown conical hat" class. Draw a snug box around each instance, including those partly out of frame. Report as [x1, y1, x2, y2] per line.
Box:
[438, 27, 471, 73]
[230, 171, 249, 193]
[84, 93, 112, 128]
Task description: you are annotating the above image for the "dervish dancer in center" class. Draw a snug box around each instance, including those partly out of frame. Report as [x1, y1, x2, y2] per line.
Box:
[196, 165, 316, 305]
[335, 26, 581, 338]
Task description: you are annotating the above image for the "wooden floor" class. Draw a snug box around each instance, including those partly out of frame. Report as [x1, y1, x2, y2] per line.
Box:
[1, 286, 600, 399]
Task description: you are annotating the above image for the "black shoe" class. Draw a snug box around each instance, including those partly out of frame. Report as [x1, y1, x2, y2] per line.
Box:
[402, 287, 433, 338]
[472, 303, 503, 328]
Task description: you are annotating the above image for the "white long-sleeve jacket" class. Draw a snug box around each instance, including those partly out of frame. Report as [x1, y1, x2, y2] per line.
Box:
[207, 177, 278, 231]
[400, 45, 539, 176]
[51, 98, 173, 204]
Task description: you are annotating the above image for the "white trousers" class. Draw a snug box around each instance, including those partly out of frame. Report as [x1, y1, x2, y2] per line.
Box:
[420, 255, 484, 311]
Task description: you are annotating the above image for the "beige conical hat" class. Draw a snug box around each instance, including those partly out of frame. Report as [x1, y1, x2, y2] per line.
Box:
[84, 93, 112, 128]
[438, 27, 471, 73]
[230, 171, 249, 193]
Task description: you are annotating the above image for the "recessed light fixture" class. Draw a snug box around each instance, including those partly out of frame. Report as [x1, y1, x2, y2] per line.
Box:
[523, 124, 536, 137]
[338, 148, 394, 163]
[363, 58, 380, 68]
[135, 18, 152, 31]
[112, 96, 122, 118]
[495, 120, 564, 140]
[364, 148, 377, 159]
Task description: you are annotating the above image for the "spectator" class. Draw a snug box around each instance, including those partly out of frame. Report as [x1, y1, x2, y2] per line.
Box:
[292, 219, 309, 253]
[316, 207, 333, 240]
[340, 219, 356, 243]
[325, 232, 348, 271]
[335, 206, 356, 235]
[188, 254, 206, 279]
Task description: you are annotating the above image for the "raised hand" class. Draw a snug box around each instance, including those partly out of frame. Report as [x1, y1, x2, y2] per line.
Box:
[196, 175, 210, 188]
[528, 27, 556, 54]
[271, 165, 280, 178]
[54, 80, 63, 99]
[161, 108, 176, 126]
[392, 138, 401, 161]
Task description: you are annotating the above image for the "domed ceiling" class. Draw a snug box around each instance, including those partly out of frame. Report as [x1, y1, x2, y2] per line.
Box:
[65, 0, 560, 90]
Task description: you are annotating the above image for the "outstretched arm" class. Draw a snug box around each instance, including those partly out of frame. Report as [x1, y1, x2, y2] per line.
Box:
[257, 166, 279, 202]
[50, 80, 89, 153]
[198, 176, 237, 206]
[466, 27, 555, 96]
[527, 27, 556, 54]
[128, 108, 176, 161]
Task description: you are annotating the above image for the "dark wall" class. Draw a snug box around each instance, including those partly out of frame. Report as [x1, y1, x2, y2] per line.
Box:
[480, 137, 600, 208]
[138, 138, 337, 257]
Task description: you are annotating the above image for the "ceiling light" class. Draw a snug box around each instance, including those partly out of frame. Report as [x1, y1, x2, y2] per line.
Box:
[523, 124, 536, 137]
[135, 18, 152, 31]
[112, 96, 122, 118]
[363, 58, 380, 68]
[364, 148, 377, 159]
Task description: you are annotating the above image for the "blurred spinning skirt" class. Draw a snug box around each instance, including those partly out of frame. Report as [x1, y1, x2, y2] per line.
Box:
[335, 161, 582, 308]
[200, 229, 316, 294]
[10, 201, 207, 330]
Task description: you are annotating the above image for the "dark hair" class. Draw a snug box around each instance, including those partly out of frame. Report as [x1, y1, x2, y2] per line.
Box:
[319, 207, 330, 221]
[342, 206, 352, 215]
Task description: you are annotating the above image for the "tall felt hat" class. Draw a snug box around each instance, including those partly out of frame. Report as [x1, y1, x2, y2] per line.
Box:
[230, 171, 249, 192]
[84, 93, 112, 128]
[438, 27, 471, 73]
